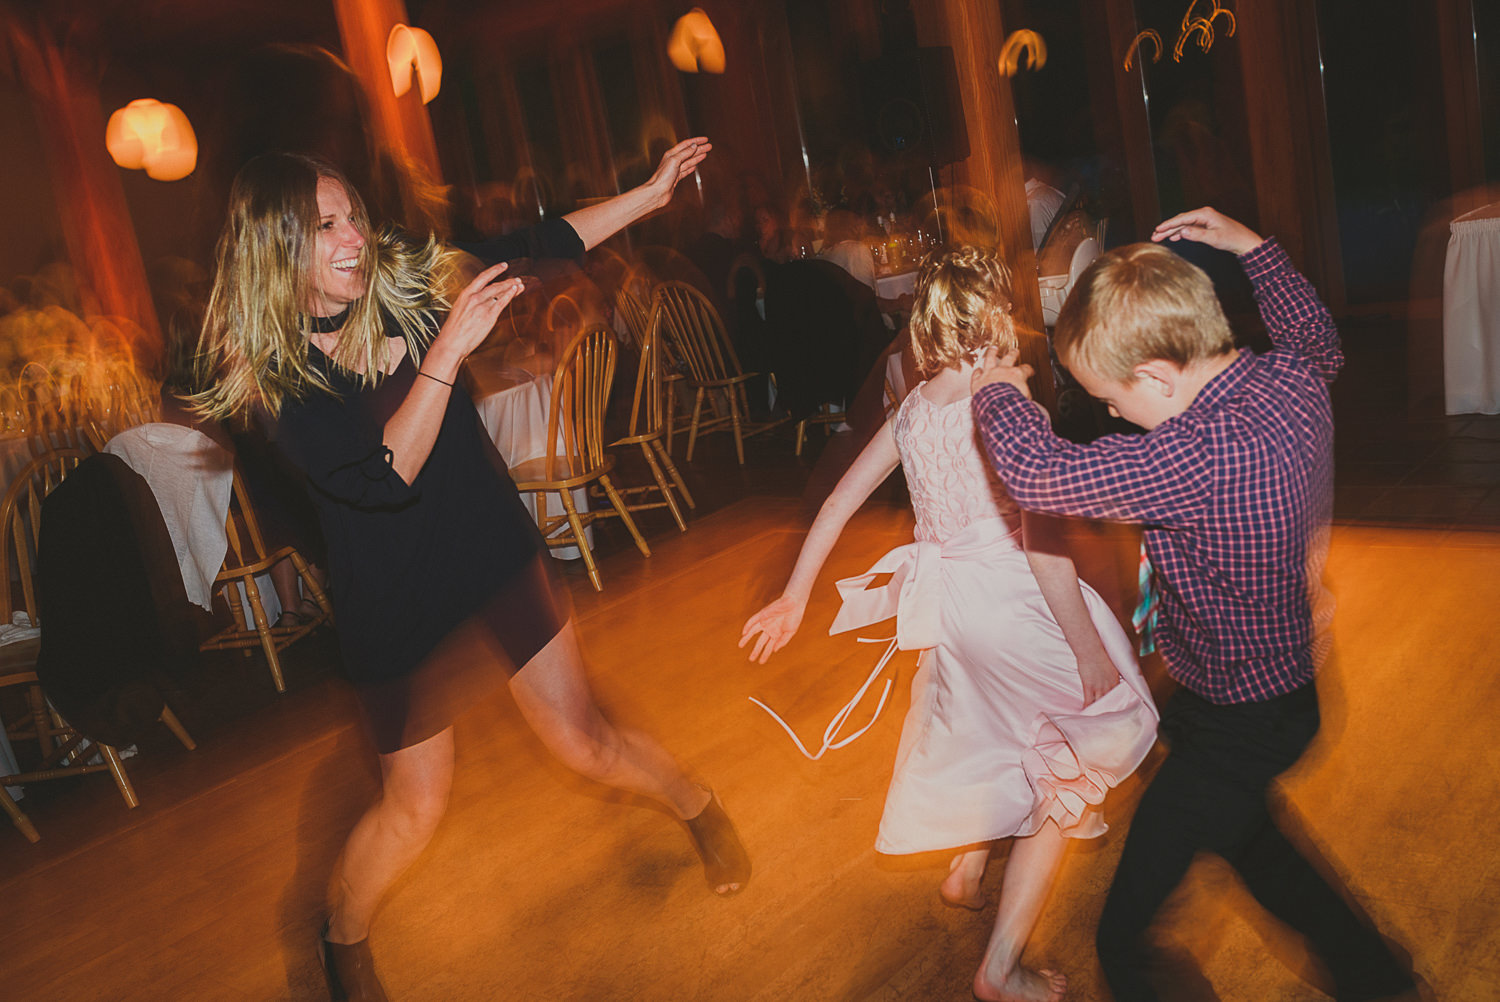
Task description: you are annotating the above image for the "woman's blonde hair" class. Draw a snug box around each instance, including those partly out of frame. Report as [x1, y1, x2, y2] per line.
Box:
[190, 152, 459, 420]
[908, 245, 1017, 375]
[1053, 242, 1233, 381]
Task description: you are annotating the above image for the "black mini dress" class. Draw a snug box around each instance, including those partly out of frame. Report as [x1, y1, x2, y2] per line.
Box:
[274, 220, 584, 752]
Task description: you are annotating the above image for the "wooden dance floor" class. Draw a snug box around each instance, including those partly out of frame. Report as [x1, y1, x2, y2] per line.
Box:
[2, 497, 1493, 1000]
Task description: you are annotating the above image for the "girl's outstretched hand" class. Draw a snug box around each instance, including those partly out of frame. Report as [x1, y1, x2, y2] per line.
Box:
[740, 595, 805, 664]
[1151, 207, 1263, 256]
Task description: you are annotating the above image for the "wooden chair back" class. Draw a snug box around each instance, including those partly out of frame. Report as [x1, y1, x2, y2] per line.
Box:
[0, 449, 86, 624]
[624, 307, 671, 441]
[613, 286, 653, 351]
[652, 281, 742, 384]
[221, 470, 273, 573]
[544, 324, 617, 480]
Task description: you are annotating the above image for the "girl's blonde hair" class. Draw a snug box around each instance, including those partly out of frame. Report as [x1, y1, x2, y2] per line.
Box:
[191, 152, 459, 420]
[908, 245, 1016, 375]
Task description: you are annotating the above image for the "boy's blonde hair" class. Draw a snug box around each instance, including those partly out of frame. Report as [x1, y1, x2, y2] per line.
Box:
[909, 245, 1016, 375]
[1053, 242, 1233, 381]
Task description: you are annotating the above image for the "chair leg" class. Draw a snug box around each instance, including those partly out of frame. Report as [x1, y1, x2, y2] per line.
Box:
[289, 550, 333, 624]
[98, 743, 139, 809]
[240, 574, 287, 693]
[0, 785, 38, 843]
[729, 396, 746, 465]
[639, 443, 687, 531]
[795, 419, 807, 456]
[599, 474, 651, 556]
[25, 685, 52, 758]
[652, 438, 695, 509]
[555, 488, 602, 591]
[686, 388, 706, 462]
[159, 705, 196, 751]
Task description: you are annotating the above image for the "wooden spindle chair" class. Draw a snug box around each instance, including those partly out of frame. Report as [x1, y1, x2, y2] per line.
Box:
[652, 281, 780, 464]
[604, 305, 695, 532]
[198, 469, 332, 693]
[511, 324, 650, 591]
[0, 450, 194, 843]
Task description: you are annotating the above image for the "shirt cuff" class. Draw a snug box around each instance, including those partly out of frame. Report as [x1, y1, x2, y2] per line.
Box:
[1238, 237, 1289, 283]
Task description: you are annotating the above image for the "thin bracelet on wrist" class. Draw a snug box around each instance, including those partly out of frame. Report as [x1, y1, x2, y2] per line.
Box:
[417, 370, 453, 388]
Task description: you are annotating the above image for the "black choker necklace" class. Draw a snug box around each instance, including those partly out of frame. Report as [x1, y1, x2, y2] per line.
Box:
[306, 306, 352, 334]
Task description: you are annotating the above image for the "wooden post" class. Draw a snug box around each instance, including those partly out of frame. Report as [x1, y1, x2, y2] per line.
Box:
[1436, 0, 1487, 217]
[1101, 0, 1160, 245]
[1237, 0, 1345, 310]
[331, 0, 443, 184]
[5, 20, 160, 345]
[915, 0, 1053, 411]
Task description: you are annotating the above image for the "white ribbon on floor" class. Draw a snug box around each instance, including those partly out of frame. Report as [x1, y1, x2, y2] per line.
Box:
[749, 636, 899, 761]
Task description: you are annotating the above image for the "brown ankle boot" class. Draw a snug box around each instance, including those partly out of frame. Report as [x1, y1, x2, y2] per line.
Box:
[319, 922, 390, 1002]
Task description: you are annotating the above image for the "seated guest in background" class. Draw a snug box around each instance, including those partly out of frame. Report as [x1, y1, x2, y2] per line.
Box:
[1024, 156, 1068, 250]
[819, 208, 878, 291]
[754, 203, 796, 263]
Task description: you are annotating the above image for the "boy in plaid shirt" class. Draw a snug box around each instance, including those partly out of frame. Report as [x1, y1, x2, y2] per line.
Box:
[970, 207, 1417, 1001]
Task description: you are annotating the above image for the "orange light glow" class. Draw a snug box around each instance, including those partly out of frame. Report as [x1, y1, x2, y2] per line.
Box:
[1123, 30, 1164, 71]
[104, 99, 197, 181]
[667, 8, 725, 74]
[998, 30, 1047, 77]
[387, 24, 442, 104]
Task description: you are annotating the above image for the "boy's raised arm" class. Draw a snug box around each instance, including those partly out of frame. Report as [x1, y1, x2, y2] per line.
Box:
[1155, 207, 1342, 383]
[970, 370, 1210, 529]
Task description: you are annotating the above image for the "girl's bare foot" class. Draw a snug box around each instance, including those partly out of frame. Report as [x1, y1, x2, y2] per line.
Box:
[940, 851, 988, 910]
[973, 964, 1066, 1002]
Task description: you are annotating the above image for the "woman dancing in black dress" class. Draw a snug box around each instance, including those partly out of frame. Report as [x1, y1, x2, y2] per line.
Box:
[193, 140, 748, 1002]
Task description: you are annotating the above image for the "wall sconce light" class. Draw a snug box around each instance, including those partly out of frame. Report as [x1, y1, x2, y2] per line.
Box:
[388, 24, 442, 103]
[998, 30, 1047, 77]
[668, 8, 725, 74]
[105, 98, 197, 181]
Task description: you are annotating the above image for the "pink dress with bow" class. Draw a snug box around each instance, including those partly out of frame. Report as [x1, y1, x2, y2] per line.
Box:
[841, 385, 1159, 854]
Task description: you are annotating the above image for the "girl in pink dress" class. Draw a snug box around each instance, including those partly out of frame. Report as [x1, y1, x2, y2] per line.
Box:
[741, 247, 1158, 1002]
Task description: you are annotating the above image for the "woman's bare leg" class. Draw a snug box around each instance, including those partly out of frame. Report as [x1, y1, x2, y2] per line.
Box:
[327, 727, 455, 945]
[940, 845, 992, 910]
[509, 621, 743, 890]
[973, 821, 1070, 1002]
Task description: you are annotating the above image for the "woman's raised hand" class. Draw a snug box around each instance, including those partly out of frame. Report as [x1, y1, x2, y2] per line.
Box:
[739, 595, 805, 665]
[642, 137, 713, 211]
[426, 262, 525, 376]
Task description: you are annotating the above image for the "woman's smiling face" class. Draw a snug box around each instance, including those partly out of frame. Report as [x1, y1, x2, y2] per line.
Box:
[306, 176, 368, 316]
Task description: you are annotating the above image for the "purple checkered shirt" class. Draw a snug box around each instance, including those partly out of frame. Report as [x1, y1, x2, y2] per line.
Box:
[973, 239, 1340, 704]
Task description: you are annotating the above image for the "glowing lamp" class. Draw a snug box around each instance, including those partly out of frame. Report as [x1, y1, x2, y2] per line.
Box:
[998, 30, 1047, 77]
[105, 99, 197, 181]
[667, 8, 725, 74]
[387, 24, 442, 103]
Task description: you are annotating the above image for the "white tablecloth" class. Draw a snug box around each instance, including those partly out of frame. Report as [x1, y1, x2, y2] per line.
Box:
[876, 269, 918, 300]
[473, 371, 592, 560]
[105, 424, 234, 611]
[1444, 211, 1500, 414]
[104, 424, 280, 624]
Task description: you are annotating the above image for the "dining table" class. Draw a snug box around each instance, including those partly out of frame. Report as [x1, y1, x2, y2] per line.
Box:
[466, 352, 592, 560]
[1443, 201, 1500, 415]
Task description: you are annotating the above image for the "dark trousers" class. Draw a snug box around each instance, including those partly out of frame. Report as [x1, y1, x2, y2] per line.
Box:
[1097, 685, 1412, 1001]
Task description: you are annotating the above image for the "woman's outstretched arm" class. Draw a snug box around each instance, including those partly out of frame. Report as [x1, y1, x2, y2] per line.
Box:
[563, 137, 711, 251]
[1020, 510, 1121, 706]
[740, 422, 902, 663]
